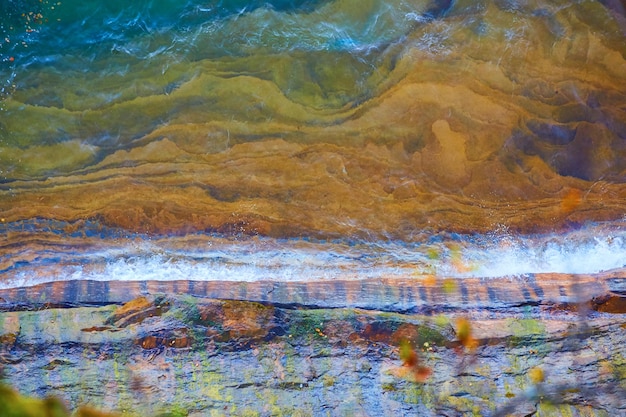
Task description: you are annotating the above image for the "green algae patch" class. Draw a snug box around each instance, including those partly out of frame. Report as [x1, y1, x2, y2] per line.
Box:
[287, 309, 333, 341]
[536, 402, 610, 417]
[505, 318, 547, 346]
[163, 295, 204, 325]
[284, 308, 450, 349]
[609, 353, 626, 389]
[0, 306, 122, 346]
[0, 140, 98, 179]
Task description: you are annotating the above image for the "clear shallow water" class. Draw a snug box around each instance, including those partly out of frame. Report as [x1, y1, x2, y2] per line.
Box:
[2, 0, 446, 58]
[1, 0, 444, 118]
[4, 0, 622, 160]
[1, 0, 626, 288]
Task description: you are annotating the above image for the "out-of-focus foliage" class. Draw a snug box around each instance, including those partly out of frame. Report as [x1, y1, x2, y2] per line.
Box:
[0, 383, 119, 417]
[0, 384, 68, 417]
[455, 317, 478, 351]
[398, 340, 432, 382]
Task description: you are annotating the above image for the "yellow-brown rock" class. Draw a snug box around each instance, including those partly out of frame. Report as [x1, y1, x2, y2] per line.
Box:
[105, 296, 170, 328]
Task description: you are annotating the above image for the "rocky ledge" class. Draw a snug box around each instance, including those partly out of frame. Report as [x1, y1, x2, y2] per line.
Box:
[1, 277, 625, 417]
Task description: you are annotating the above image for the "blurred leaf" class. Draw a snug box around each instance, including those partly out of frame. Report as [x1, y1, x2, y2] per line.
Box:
[455, 317, 478, 351]
[528, 367, 545, 384]
[398, 340, 431, 383]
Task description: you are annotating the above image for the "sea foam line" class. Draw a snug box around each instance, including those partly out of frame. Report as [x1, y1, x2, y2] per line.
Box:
[1, 223, 625, 290]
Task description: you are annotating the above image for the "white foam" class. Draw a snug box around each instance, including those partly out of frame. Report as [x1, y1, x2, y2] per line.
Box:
[2, 224, 625, 290]
[445, 234, 626, 278]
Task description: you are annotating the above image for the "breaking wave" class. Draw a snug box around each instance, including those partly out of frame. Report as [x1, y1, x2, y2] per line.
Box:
[1, 222, 625, 289]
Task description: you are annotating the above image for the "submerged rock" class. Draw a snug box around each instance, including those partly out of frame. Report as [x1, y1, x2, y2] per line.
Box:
[1, 1, 626, 240]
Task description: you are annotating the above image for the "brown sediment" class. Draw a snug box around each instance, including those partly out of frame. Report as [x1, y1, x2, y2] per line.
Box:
[592, 293, 626, 314]
[0, 136, 625, 240]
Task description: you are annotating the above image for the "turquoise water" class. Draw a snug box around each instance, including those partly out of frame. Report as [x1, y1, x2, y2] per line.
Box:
[3, 0, 446, 57]
[2, 0, 451, 57]
[1, 0, 451, 156]
[0, 0, 447, 107]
